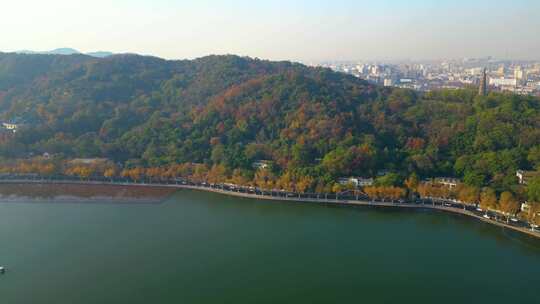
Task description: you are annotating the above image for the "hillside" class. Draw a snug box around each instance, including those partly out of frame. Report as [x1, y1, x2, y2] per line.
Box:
[0, 53, 539, 194]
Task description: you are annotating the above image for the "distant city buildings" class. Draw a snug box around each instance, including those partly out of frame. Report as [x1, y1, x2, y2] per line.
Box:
[309, 57, 540, 96]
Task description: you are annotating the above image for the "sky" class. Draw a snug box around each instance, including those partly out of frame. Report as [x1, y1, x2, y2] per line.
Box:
[2, 0, 540, 62]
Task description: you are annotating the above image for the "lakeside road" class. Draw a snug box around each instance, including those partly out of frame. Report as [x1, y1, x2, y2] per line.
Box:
[0, 178, 538, 240]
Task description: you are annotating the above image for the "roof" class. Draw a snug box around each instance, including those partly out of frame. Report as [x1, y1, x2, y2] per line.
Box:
[68, 158, 109, 165]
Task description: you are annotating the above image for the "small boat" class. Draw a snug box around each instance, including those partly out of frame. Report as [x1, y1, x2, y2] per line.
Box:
[510, 218, 519, 222]
[483, 214, 490, 219]
[476, 208, 483, 212]
[0, 266, 5, 274]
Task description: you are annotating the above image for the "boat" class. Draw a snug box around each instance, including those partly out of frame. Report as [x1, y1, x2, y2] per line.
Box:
[483, 214, 490, 219]
[0, 266, 5, 274]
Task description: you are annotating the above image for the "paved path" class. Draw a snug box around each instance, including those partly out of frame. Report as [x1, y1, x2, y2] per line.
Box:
[1, 178, 539, 239]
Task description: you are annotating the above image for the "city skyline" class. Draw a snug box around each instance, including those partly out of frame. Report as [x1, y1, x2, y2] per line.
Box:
[2, 0, 540, 62]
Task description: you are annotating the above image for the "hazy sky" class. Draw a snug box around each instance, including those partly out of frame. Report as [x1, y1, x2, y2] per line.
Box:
[2, 0, 540, 61]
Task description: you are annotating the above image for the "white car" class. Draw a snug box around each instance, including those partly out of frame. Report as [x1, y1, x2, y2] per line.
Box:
[483, 214, 490, 219]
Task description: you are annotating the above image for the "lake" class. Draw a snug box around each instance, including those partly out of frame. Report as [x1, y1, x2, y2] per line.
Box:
[1, 189, 539, 304]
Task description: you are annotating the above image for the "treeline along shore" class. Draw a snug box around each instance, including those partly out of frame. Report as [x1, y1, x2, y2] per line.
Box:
[0, 175, 539, 239]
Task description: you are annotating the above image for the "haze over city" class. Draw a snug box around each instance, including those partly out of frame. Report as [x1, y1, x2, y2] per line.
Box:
[2, 0, 540, 61]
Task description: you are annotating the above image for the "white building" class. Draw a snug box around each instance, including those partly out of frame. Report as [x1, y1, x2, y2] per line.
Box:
[489, 77, 517, 87]
[252, 161, 271, 170]
[383, 78, 394, 87]
[514, 67, 526, 83]
[433, 177, 460, 189]
[338, 177, 374, 188]
[2, 122, 18, 132]
[68, 158, 109, 165]
[516, 170, 540, 185]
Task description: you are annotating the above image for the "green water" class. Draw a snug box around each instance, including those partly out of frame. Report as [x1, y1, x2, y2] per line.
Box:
[0, 189, 539, 304]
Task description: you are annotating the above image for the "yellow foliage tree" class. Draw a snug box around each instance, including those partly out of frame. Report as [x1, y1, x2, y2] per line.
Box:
[104, 167, 117, 180]
[295, 176, 314, 193]
[499, 191, 520, 222]
[207, 164, 227, 184]
[479, 187, 497, 213]
[253, 169, 276, 190]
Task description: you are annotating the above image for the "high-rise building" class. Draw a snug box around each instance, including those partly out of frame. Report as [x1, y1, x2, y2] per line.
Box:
[479, 68, 488, 96]
[497, 66, 506, 76]
[514, 67, 526, 85]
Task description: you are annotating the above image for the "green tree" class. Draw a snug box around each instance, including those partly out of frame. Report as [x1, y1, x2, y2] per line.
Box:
[375, 173, 402, 187]
[527, 177, 540, 202]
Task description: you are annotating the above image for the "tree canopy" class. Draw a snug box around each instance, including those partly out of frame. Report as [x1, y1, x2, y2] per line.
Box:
[0, 53, 539, 194]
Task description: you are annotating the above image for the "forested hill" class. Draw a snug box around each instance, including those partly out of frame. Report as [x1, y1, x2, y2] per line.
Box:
[0, 52, 539, 193]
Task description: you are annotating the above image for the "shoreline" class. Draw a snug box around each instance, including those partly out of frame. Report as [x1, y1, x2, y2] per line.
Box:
[0, 182, 175, 204]
[1, 179, 538, 240]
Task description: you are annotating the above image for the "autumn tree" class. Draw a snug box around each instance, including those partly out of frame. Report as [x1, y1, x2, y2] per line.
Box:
[276, 172, 295, 192]
[498, 191, 520, 222]
[332, 183, 344, 194]
[37, 163, 56, 176]
[526, 202, 540, 226]
[230, 169, 251, 186]
[207, 164, 227, 184]
[296, 175, 314, 193]
[104, 167, 117, 181]
[364, 186, 379, 200]
[416, 183, 431, 198]
[479, 187, 497, 214]
[314, 179, 332, 194]
[122, 167, 144, 182]
[191, 164, 209, 183]
[404, 173, 419, 194]
[146, 167, 163, 182]
[66, 166, 94, 180]
[457, 185, 480, 206]
[253, 169, 276, 190]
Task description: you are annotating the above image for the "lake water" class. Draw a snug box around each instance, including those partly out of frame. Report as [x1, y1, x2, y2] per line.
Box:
[1, 189, 539, 304]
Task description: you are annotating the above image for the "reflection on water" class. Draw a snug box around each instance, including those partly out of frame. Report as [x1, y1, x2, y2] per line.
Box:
[0, 183, 177, 204]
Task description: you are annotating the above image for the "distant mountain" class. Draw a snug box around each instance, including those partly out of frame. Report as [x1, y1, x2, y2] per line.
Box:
[86, 51, 114, 58]
[47, 48, 80, 55]
[14, 48, 114, 57]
